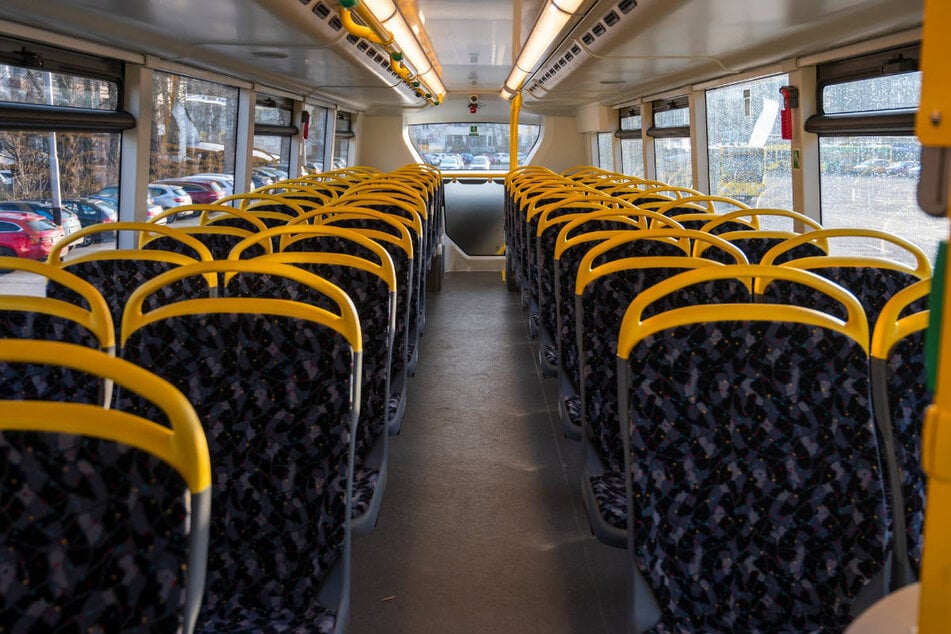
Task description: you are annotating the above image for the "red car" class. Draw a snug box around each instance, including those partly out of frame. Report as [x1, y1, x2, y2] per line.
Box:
[155, 179, 225, 205]
[0, 211, 67, 261]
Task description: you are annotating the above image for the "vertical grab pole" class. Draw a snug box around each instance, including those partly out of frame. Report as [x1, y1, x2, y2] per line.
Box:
[509, 91, 522, 172]
[916, 0, 951, 630]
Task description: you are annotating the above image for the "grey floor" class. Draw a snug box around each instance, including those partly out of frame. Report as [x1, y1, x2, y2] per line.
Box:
[350, 271, 627, 633]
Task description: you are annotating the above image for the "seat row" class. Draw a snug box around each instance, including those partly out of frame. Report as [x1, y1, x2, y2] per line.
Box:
[504, 166, 933, 631]
[0, 164, 445, 632]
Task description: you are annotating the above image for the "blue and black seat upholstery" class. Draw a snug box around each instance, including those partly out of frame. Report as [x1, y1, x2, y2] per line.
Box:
[46, 222, 217, 344]
[870, 278, 931, 585]
[550, 212, 680, 440]
[575, 231, 748, 548]
[760, 228, 931, 340]
[617, 265, 890, 631]
[296, 207, 415, 435]
[119, 260, 362, 634]
[0, 340, 211, 634]
[140, 224, 271, 260]
[233, 224, 397, 533]
[696, 208, 825, 263]
[0, 258, 115, 404]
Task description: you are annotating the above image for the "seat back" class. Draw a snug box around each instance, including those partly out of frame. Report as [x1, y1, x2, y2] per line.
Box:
[0, 340, 211, 634]
[697, 209, 826, 263]
[140, 224, 271, 260]
[870, 278, 931, 583]
[0, 258, 115, 403]
[617, 265, 887, 631]
[576, 232, 748, 473]
[45, 222, 216, 347]
[119, 260, 361, 630]
[761, 228, 931, 338]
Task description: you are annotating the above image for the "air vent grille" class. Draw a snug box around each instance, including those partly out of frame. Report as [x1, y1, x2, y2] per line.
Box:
[328, 16, 342, 31]
[603, 10, 619, 27]
[591, 23, 606, 37]
[617, 0, 636, 14]
[312, 2, 329, 18]
[299, 0, 311, 5]
[357, 40, 369, 51]
[581, 33, 595, 45]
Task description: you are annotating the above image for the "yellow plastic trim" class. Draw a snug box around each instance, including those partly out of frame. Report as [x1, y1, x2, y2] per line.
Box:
[617, 264, 869, 358]
[229, 225, 397, 291]
[703, 207, 822, 234]
[670, 212, 756, 231]
[199, 206, 269, 232]
[48, 221, 213, 265]
[694, 230, 828, 259]
[253, 251, 396, 292]
[0, 340, 210, 493]
[0, 258, 115, 350]
[547, 207, 682, 244]
[870, 278, 932, 360]
[759, 227, 932, 278]
[650, 194, 750, 216]
[139, 224, 272, 254]
[121, 260, 362, 352]
[340, 190, 428, 221]
[575, 229, 748, 294]
[310, 202, 423, 236]
[554, 223, 646, 260]
[581, 255, 726, 296]
[339, 5, 390, 46]
[290, 208, 415, 258]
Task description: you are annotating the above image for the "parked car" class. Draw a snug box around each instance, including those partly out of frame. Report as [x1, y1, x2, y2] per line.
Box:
[470, 155, 491, 170]
[93, 186, 166, 221]
[155, 178, 226, 205]
[185, 173, 235, 196]
[438, 155, 464, 170]
[60, 198, 118, 242]
[850, 158, 891, 175]
[0, 211, 66, 263]
[250, 169, 275, 187]
[885, 160, 919, 176]
[0, 200, 83, 240]
[148, 183, 193, 213]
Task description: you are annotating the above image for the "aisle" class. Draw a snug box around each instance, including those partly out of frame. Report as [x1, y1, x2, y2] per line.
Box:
[349, 271, 626, 633]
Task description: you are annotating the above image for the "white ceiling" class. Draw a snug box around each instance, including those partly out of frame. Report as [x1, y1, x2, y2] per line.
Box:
[0, 0, 924, 115]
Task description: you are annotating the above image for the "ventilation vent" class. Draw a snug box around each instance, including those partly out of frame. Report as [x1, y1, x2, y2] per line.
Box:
[603, 10, 619, 27]
[328, 16, 342, 31]
[311, 1, 329, 17]
[571, 44, 581, 55]
[347, 34, 359, 44]
[357, 40, 369, 51]
[299, 0, 311, 4]
[564, 51, 573, 62]
[617, 0, 637, 13]
[591, 23, 606, 37]
[581, 33, 595, 45]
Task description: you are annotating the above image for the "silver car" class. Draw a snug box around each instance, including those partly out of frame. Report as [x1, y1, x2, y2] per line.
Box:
[148, 184, 194, 211]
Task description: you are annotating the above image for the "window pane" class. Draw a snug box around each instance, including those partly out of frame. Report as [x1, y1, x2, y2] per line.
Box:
[620, 114, 641, 131]
[597, 132, 614, 171]
[707, 74, 791, 209]
[820, 136, 944, 262]
[620, 138, 643, 177]
[149, 72, 239, 181]
[303, 105, 329, 174]
[253, 135, 290, 178]
[0, 65, 117, 110]
[654, 107, 689, 128]
[654, 138, 692, 187]
[406, 123, 541, 171]
[823, 72, 921, 114]
[255, 101, 292, 126]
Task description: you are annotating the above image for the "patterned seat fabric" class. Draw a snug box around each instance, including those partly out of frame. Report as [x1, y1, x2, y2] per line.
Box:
[624, 321, 889, 631]
[351, 465, 380, 519]
[0, 311, 102, 403]
[706, 238, 825, 264]
[1, 430, 192, 632]
[119, 313, 354, 629]
[48, 259, 209, 336]
[764, 267, 921, 336]
[589, 472, 627, 530]
[885, 331, 929, 575]
[143, 234, 265, 260]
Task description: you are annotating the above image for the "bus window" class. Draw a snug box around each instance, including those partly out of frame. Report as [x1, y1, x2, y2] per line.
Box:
[302, 105, 330, 174]
[597, 132, 614, 171]
[815, 62, 947, 262]
[406, 123, 541, 170]
[253, 94, 294, 179]
[707, 74, 791, 218]
[334, 111, 354, 169]
[649, 98, 691, 187]
[618, 109, 643, 177]
[150, 72, 238, 181]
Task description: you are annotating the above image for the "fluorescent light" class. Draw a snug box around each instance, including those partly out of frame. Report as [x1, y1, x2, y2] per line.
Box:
[359, 0, 446, 101]
[502, 0, 585, 99]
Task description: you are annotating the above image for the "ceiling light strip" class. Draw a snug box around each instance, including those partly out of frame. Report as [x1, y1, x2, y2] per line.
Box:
[339, 0, 445, 105]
